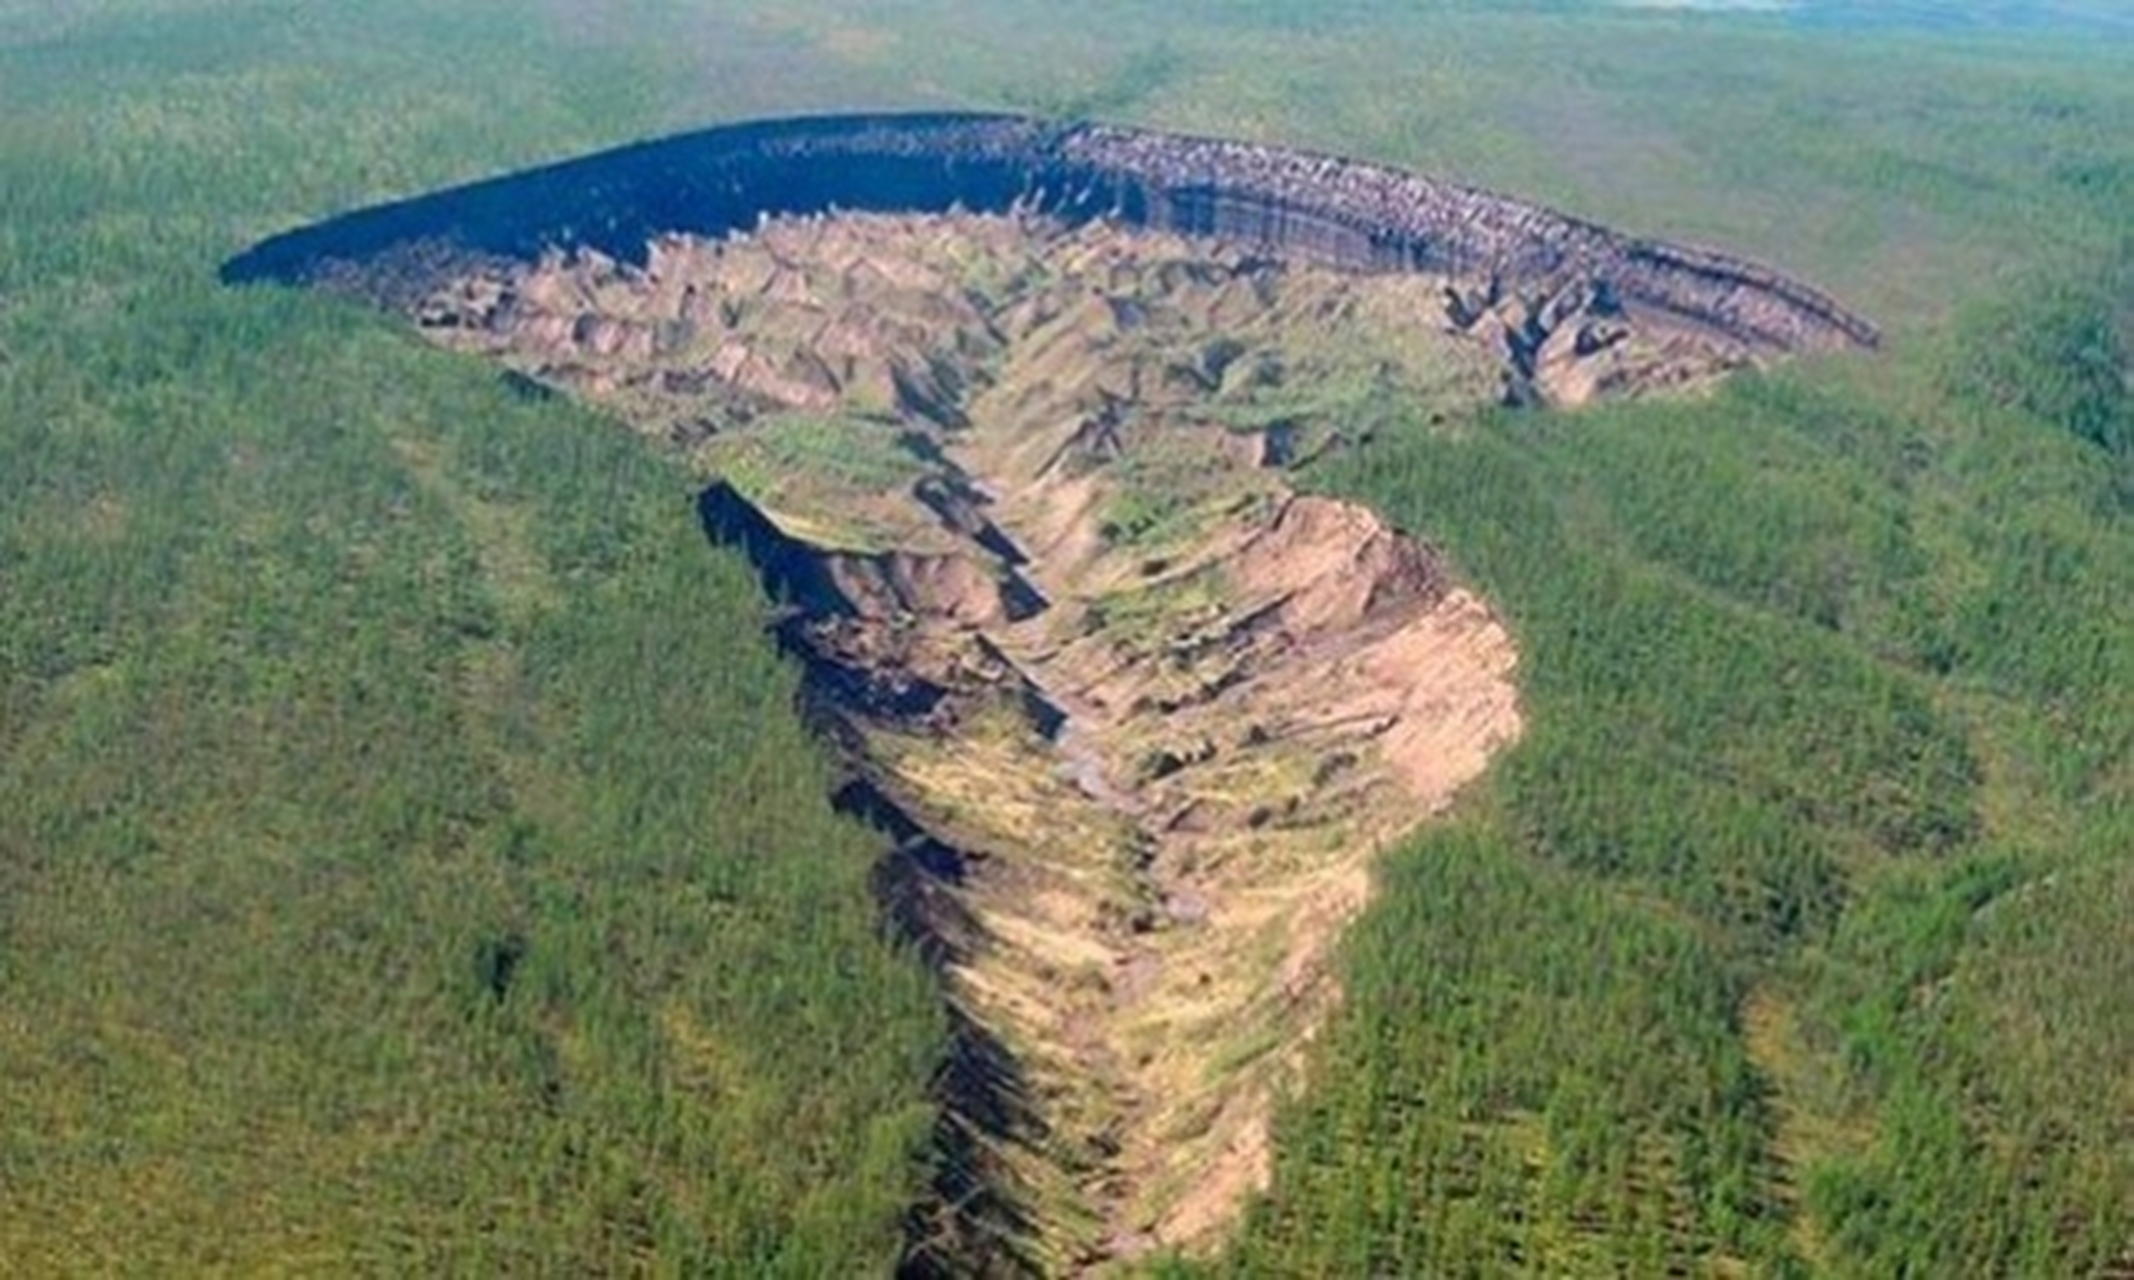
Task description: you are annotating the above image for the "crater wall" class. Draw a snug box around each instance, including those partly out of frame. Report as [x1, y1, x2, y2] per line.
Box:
[218, 121, 1877, 1272]
[223, 112, 1876, 354]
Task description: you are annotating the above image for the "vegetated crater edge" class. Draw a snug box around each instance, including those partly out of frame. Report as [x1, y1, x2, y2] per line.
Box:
[222, 112, 1874, 1277]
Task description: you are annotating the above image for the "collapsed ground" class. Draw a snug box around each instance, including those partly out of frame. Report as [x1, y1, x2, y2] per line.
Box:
[394, 209, 1825, 1271]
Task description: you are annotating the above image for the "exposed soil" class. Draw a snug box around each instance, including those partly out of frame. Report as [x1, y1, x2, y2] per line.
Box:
[398, 210, 1533, 1271]
[378, 205, 1810, 1272]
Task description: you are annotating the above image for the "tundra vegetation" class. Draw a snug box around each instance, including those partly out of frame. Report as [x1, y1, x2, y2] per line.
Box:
[1, 1, 2129, 1276]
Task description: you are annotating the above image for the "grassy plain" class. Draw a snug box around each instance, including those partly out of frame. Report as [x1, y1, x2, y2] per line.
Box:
[1, 0, 2129, 1274]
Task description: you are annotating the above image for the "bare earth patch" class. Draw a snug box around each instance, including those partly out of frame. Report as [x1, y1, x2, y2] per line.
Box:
[405, 210, 1573, 1271]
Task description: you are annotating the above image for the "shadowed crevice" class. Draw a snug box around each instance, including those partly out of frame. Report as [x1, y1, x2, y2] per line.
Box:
[701, 495, 1050, 1274]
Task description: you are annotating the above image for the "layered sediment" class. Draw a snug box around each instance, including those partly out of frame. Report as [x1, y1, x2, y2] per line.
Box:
[223, 112, 1876, 359]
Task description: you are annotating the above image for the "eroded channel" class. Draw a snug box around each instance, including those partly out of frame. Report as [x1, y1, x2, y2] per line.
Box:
[419, 212, 1527, 1269]
[227, 112, 1874, 1274]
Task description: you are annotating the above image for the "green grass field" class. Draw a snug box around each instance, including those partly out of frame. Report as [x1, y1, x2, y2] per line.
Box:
[2, 1, 2129, 1273]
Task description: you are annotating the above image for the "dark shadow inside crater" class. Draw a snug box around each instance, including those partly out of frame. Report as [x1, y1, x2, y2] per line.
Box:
[222, 111, 1876, 354]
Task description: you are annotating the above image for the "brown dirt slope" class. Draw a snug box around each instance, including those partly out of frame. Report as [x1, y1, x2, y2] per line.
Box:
[406, 211, 1545, 1272]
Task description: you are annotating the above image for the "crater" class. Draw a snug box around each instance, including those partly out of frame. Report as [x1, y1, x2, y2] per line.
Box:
[225, 112, 1874, 1274]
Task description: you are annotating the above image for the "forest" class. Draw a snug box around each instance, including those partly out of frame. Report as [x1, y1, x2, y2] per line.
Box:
[1220, 276, 2134, 1274]
[2, 0, 2129, 1275]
